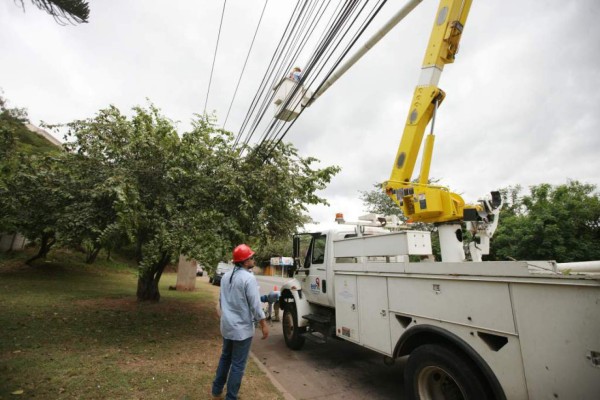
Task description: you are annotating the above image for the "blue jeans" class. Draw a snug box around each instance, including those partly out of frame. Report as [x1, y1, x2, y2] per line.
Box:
[212, 337, 253, 400]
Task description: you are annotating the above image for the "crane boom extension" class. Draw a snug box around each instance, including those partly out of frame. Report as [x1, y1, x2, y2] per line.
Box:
[384, 0, 473, 224]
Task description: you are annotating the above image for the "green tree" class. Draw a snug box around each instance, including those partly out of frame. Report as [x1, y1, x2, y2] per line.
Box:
[253, 237, 294, 268]
[0, 95, 28, 186]
[0, 94, 66, 255]
[491, 181, 600, 262]
[1, 153, 72, 263]
[55, 155, 121, 263]
[64, 105, 339, 301]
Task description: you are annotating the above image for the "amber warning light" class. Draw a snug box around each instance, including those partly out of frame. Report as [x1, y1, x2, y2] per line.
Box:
[335, 213, 345, 223]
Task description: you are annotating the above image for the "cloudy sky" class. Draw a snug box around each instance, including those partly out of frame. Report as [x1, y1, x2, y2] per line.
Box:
[2, 0, 599, 225]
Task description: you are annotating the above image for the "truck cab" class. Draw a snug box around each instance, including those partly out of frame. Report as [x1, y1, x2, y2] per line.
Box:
[292, 228, 356, 308]
[280, 223, 420, 348]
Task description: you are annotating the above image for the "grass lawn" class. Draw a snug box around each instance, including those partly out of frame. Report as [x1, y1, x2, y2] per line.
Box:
[0, 249, 284, 399]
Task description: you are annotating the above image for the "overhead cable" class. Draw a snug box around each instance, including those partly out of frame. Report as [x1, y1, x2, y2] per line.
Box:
[204, 0, 228, 115]
[241, 0, 346, 151]
[261, 0, 389, 160]
[222, 0, 270, 131]
[246, 0, 331, 149]
[233, 0, 305, 148]
[257, 0, 367, 153]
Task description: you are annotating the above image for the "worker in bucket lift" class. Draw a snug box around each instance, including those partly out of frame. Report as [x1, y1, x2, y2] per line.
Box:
[260, 287, 281, 322]
[289, 66, 303, 82]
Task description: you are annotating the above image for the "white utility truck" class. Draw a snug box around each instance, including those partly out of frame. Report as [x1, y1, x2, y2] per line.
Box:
[279, 220, 600, 399]
[273, 0, 600, 399]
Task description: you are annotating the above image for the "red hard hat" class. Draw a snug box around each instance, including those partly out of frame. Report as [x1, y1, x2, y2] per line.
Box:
[232, 244, 255, 263]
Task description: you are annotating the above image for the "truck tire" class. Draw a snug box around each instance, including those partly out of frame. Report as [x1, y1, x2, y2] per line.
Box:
[282, 302, 305, 350]
[405, 344, 490, 400]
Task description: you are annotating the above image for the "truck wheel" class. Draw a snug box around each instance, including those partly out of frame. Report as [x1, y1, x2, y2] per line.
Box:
[405, 344, 490, 400]
[282, 302, 305, 350]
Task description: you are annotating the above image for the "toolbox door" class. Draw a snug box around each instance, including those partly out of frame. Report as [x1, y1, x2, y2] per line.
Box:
[358, 276, 391, 355]
[334, 275, 360, 343]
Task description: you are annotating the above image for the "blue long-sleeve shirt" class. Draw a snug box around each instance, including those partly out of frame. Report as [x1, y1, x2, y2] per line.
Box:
[219, 266, 265, 341]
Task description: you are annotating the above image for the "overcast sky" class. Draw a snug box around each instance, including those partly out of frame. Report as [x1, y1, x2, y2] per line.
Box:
[2, 0, 599, 225]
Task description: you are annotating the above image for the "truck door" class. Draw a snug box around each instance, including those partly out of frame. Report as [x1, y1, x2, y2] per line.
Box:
[293, 233, 331, 307]
[292, 233, 317, 298]
[307, 234, 331, 306]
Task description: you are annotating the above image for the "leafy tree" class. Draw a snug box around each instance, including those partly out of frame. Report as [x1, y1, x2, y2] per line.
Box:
[0, 95, 65, 252]
[1, 153, 72, 263]
[64, 105, 339, 301]
[491, 181, 600, 262]
[14, 0, 89, 24]
[0, 95, 28, 181]
[253, 237, 294, 267]
[55, 155, 121, 263]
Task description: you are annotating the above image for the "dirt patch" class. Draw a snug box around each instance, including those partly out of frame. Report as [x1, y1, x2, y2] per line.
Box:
[74, 297, 140, 311]
[0, 258, 28, 273]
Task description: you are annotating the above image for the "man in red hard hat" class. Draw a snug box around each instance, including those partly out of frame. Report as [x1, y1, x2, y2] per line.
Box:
[212, 244, 269, 400]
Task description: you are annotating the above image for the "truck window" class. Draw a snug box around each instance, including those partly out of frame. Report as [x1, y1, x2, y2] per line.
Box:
[312, 235, 326, 264]
[295, 234, 313, 269]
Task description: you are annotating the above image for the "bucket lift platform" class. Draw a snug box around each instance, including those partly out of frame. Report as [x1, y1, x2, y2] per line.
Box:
[273, 77, 313, 122]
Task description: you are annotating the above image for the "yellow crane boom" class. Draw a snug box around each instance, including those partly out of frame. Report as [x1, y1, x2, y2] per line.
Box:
[384, 0, 473, 224]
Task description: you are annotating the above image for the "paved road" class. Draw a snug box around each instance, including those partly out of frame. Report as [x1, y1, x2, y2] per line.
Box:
[254, 275, 406, 400]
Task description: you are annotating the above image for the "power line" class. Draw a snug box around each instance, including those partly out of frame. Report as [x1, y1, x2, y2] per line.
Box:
[254, 0, 359, 151]
[204, 0, 228, 115]
[223, 0, 270, 131]
[240, 0, 340, 151]
[233, 0, 389, 160]
[245, 0, 328, 148]
[234, 0, 305, 149]
[261, 0, 389, 160]
[256, 0, 366, 153]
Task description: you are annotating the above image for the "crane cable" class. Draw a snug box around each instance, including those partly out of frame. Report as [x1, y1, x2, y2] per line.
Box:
[204, 0, 228, 115]
[222, 0, 270, 131]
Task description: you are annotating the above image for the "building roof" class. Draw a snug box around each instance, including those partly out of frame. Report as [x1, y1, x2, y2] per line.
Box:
[25, 123, 62, 147]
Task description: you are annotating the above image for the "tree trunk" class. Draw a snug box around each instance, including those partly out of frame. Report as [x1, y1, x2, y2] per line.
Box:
[85, 245, 102, 264]
[136, 252, 171, 302]
[26, 233, 55, 265]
